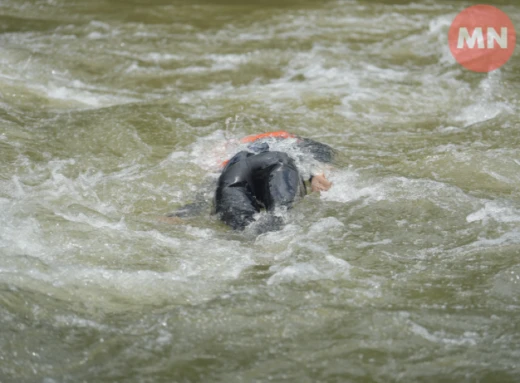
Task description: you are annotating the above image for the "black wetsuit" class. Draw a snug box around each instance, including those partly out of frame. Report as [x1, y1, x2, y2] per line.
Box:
[214, 137, 335, 230]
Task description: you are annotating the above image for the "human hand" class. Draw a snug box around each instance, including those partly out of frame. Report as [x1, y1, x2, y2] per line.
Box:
[311, 174, 332, 192]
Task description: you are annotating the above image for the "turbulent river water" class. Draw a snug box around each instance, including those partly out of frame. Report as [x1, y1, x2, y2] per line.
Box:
[1, 0, 520, 382]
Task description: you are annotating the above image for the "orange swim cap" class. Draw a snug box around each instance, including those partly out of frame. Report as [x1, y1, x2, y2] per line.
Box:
[240, 130, 295, 143]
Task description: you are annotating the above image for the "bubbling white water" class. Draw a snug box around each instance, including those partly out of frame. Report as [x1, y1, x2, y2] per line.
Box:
[1, 0, 520, 381]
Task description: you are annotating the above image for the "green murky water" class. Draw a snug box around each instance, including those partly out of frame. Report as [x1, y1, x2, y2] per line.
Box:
[1, 0, 520, 382]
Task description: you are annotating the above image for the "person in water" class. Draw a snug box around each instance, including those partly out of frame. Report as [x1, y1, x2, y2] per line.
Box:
[165, 131, 335, 231]
[214, 131, 334, 230]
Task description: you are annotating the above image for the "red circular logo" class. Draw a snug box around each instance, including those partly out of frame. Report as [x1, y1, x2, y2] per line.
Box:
[448, 5, 516, 73]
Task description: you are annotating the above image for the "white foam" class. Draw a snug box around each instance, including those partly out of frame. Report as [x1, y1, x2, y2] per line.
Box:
[454, 72, 514, 127]
[467, 201, 520, 224]
[320, 169, 382, 203]
[267, 254, 350, 285]
[468, 230, 520, 249]
[407, 319, 478, 346]
[308, 217, 344, 233]
[0, 47, 140, 110]
[54, 315, 109, 330]
[208, 53, 251, 71]
[54, 212, 127, 231]
[142, 52, 183, 62]
[322, 170, 476, 214]
[0, 196, 46, 259]
[38, 82, 139, 108]
[189, 129, 236, 172]
[267, 263, 321, 285]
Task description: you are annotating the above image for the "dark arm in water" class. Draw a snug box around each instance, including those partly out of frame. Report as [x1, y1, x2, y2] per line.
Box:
[296, 137, 336, 165]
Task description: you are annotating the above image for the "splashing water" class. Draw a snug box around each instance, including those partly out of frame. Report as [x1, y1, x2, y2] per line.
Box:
[1, 0, 520, 382]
